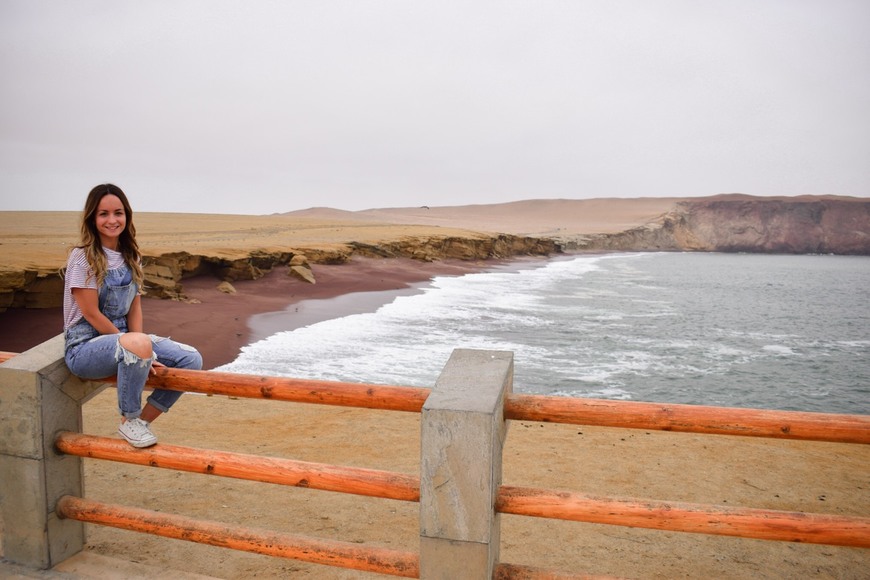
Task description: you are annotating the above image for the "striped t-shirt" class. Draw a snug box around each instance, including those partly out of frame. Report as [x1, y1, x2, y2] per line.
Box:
[63, 247, 126, 330]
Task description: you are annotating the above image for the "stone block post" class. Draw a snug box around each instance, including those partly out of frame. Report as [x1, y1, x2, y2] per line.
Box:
[420, 349, 513, 579]
[0, 334, 105, 568]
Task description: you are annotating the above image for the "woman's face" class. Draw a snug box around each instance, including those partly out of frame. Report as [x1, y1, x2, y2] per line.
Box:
[94, 194, 127, 249]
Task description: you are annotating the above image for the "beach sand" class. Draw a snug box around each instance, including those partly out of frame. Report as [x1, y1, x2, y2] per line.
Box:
[1, 201, 868, 578]
[0, 257, 494, 369]
[75, 387, 869, 579]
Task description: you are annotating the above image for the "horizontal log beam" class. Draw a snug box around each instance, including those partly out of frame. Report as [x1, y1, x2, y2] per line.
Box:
[147, 367, 431, 413]
[504, 394, 870, 444]
[55, 495, 596, 579]
[5, 350, 870, 443]
[55, 432, 419, 502]
[57, 432, 867, 548]
[56, 495, 418, 577]
[496, 485, 870, 548]
[137, 368, 870, 444]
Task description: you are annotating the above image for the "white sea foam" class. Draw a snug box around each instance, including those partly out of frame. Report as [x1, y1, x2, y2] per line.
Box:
[762, 345, 798, 356]
[217, 253, 870, 414]
[552, 386, 633, 400]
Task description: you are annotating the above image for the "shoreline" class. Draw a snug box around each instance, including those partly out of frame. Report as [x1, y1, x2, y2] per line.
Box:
[0, 256, 528, 368]
[245, 254, 569, 347]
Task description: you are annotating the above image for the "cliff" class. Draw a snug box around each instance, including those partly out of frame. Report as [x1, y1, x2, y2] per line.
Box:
[137, 233, 557, 302]
[0, 195, 867, 312]
[564, 195, 870, 255]
[0, 228, 557, 311]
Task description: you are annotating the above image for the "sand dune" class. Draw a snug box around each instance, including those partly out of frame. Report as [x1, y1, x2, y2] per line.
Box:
[287, 197, 683, 236]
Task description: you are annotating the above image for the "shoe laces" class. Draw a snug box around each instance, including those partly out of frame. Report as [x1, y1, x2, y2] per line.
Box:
[124, 418, 151, 435]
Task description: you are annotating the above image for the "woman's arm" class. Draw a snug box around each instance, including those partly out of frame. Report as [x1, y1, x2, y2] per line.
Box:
[71, 288, 121, 335]
[126, 294, 144, 333]
[126, 295, 162, 370]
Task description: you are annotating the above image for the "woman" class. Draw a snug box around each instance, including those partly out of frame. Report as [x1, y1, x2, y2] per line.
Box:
[63, 184, 202, 447]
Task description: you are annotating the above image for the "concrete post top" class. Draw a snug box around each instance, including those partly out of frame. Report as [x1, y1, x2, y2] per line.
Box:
[424, 349, 513, 412]
[0, 334, 65, 373]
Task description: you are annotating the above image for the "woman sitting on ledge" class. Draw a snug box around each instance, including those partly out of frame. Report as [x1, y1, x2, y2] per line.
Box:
[62, 183, 202, 448]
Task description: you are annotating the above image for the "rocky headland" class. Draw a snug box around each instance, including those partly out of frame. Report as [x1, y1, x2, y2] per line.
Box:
[570, 194, 870, 254]
[0, 194, 867, 312]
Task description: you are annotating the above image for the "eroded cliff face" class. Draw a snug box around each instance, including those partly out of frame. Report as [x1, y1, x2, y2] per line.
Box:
[566, 196, 870, 255]
[1, 196, 866, 312]
[0, 234, 557, 311]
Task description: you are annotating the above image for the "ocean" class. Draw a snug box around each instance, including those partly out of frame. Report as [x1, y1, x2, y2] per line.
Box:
[216, 252, 870, 415]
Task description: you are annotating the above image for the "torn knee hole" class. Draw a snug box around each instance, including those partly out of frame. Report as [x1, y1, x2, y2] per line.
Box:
[115, 342, 153, 367]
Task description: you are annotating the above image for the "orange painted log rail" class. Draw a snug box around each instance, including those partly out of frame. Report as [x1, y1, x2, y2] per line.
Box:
[7, 355, 863, 576]
[139, 368, 870, 444]
[55, 431, 870, 549]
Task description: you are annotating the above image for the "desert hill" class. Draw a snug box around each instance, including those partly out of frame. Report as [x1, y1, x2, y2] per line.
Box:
[284, 197, 683, 237]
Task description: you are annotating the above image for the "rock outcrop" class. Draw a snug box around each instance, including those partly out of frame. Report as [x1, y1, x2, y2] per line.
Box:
[350, 234, 558, 262]
[0, 269, 65, 311]
[674, 196, 869, 254]
[565, 195, 870, 255]
[287, 254, 316, 284]
[0, 232, 555, 311]
[216, 281, 237, 294]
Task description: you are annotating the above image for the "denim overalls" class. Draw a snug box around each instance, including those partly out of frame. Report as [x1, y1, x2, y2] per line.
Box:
[64, 262, 202, 419]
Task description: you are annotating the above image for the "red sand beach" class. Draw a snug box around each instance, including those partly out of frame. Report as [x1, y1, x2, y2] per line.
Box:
[0, 257, 493, 369]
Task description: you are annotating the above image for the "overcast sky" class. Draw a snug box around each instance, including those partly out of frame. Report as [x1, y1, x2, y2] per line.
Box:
[1, 1, 868, 215]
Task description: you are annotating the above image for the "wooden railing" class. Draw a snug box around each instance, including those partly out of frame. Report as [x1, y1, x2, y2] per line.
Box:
[3, 346, 869, 578]
[54, 428, 870, 549]
[144, 367, 870, 444]
[3, 347, 868, 444]
[55, 431, 420, 502]
[56, 494, 422, 577]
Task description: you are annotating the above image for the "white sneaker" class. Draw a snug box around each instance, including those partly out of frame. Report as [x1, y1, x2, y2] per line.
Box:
[118, 418, 158, 448]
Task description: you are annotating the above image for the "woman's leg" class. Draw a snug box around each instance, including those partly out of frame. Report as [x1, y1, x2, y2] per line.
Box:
[145, 336, 203, 417]
[66, 332, 159, 446]
[65, 333, 152, 419]
[115, 332, 154, 420]
[114, 332, 159, 446]
[140, 402, 163, 423]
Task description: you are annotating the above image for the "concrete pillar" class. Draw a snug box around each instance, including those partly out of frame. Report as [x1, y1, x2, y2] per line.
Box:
[419, 349, 513, 579]
[0, 334, 105, 568]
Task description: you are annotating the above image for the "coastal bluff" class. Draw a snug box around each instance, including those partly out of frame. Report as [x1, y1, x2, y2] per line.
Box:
[0, 194, 866, 312]
[0, 213, 556, 311]
[571, 194, 870, 254]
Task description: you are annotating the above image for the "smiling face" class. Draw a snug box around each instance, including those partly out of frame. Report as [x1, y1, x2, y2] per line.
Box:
[94, 194, 127, 250]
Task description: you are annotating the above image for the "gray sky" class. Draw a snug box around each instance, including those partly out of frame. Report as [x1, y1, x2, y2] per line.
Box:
[1, 1, 868, 215]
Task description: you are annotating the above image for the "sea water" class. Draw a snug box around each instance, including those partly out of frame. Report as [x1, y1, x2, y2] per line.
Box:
[217, 253, 870, 415]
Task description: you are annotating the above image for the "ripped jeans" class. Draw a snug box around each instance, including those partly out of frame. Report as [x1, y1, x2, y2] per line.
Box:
[65, 331, 203, 419]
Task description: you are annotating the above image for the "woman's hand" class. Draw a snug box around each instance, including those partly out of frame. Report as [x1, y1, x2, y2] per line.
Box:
[150, 359, 167, 375]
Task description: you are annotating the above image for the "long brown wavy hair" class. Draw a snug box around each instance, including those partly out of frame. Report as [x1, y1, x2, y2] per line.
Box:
[75, 184, 144, 288]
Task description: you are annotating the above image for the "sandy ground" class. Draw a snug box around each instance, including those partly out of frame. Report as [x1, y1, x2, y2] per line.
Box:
[0, 198, 680, 273]
[1, 200, 869, 578]
[74, 388, 869, 579]
[287, 197, 683, 238]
